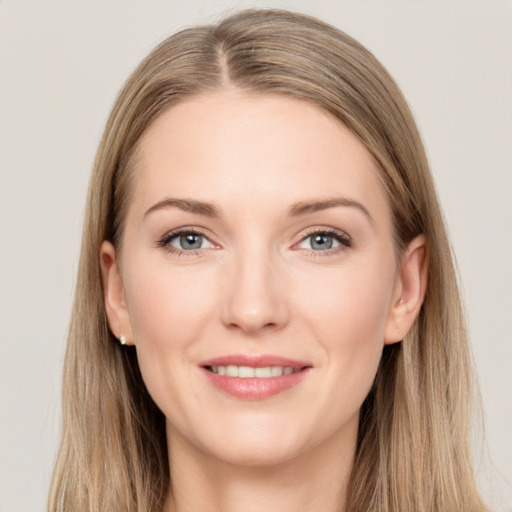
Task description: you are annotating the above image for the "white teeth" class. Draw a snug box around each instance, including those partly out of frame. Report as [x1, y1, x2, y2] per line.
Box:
[226, 365, 238, 377]
[255, 367, 273, 378]
[238, 366, 255, 378]
[271, 366, 283, 377]
[210, 365, 298, 378]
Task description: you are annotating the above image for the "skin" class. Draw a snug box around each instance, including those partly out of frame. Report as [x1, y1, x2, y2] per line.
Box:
[101, 90, 427, 512]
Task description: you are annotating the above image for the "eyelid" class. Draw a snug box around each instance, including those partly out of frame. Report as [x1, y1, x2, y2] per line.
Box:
[156, 226, 220, 255]
[156, 225, 351, 257]
[168, 231, 214, 250]
[293, 226, 352, 252]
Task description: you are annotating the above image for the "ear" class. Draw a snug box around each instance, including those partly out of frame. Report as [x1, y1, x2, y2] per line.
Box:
[99, 240, 134, 345]
[384, 235, 428, 345]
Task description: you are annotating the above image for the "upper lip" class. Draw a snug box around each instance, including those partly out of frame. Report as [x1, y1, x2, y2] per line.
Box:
[199, 354, 312, 369]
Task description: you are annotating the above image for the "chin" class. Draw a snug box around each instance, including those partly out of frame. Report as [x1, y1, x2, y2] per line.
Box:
[195, 414, 311, 467]
[208, 438, 301, 468]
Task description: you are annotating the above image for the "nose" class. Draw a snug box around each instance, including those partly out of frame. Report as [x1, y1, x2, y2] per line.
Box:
[221, 247, 290, 335]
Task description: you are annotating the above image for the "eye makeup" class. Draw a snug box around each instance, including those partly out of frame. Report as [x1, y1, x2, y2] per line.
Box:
[155, 224, 352, 259]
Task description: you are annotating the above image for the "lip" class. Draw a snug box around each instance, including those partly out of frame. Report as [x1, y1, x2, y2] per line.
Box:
[199, 354, 312, 401]
[201, 354, 310, 369]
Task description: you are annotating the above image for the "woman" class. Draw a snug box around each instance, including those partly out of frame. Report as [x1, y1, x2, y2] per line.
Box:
[48, 9, 488, 512]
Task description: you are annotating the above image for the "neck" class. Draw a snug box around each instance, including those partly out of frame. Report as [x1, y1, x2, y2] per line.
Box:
[163, 422, 356, 512]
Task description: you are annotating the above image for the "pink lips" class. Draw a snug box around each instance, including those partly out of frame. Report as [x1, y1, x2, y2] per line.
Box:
[199, 354, 312, 400]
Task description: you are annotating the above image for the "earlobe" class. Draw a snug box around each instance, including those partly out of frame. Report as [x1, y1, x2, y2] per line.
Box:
[99, 240, 134, 345]
[384, 235, 428, 345]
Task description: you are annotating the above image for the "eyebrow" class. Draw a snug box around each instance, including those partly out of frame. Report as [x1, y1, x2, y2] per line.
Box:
[288, 197, 374, 225]
[144, 196, 373, 224]
[144, 198, 221, 219]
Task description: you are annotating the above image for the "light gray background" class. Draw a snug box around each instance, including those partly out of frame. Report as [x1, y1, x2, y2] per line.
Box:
[1, 1, 511, 511]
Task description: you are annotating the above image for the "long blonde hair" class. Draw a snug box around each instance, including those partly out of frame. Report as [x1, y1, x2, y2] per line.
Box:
[48, 9, 488, 511]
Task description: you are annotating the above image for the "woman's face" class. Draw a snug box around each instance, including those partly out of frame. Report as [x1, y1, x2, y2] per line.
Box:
[102, 91, 414, 467]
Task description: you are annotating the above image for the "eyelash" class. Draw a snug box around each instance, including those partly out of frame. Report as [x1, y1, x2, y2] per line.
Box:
[156, 227, 352, 257]
[156, 228, 211, 256]
[299, 227, 352, 257]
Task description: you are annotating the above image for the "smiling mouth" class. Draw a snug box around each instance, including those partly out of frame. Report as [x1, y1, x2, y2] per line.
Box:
[200, 355, 312, 399]
[205, 365, 305, 378]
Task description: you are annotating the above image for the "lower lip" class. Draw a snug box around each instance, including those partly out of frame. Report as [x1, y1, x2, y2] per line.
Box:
[200, 367, 310, 400]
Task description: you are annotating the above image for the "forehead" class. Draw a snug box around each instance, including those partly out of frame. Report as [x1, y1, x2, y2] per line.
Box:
[129, 91, 391, 227]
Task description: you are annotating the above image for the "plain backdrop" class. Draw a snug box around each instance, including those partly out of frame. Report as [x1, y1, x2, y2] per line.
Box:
[1, 1, 511, 511]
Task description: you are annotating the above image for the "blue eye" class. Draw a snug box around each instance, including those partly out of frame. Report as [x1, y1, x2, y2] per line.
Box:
[158, 230, 215, 253]
[297, 230, 351, 251]
[170, 233, 210, 250]
[310, 233, 337, 250]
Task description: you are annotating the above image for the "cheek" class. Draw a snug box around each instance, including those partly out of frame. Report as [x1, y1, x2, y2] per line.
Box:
[299, 256, 394, 339]
[122, 259, 218, 399]
[296, 256, 395, 394]
[126, 257, 215, 341]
